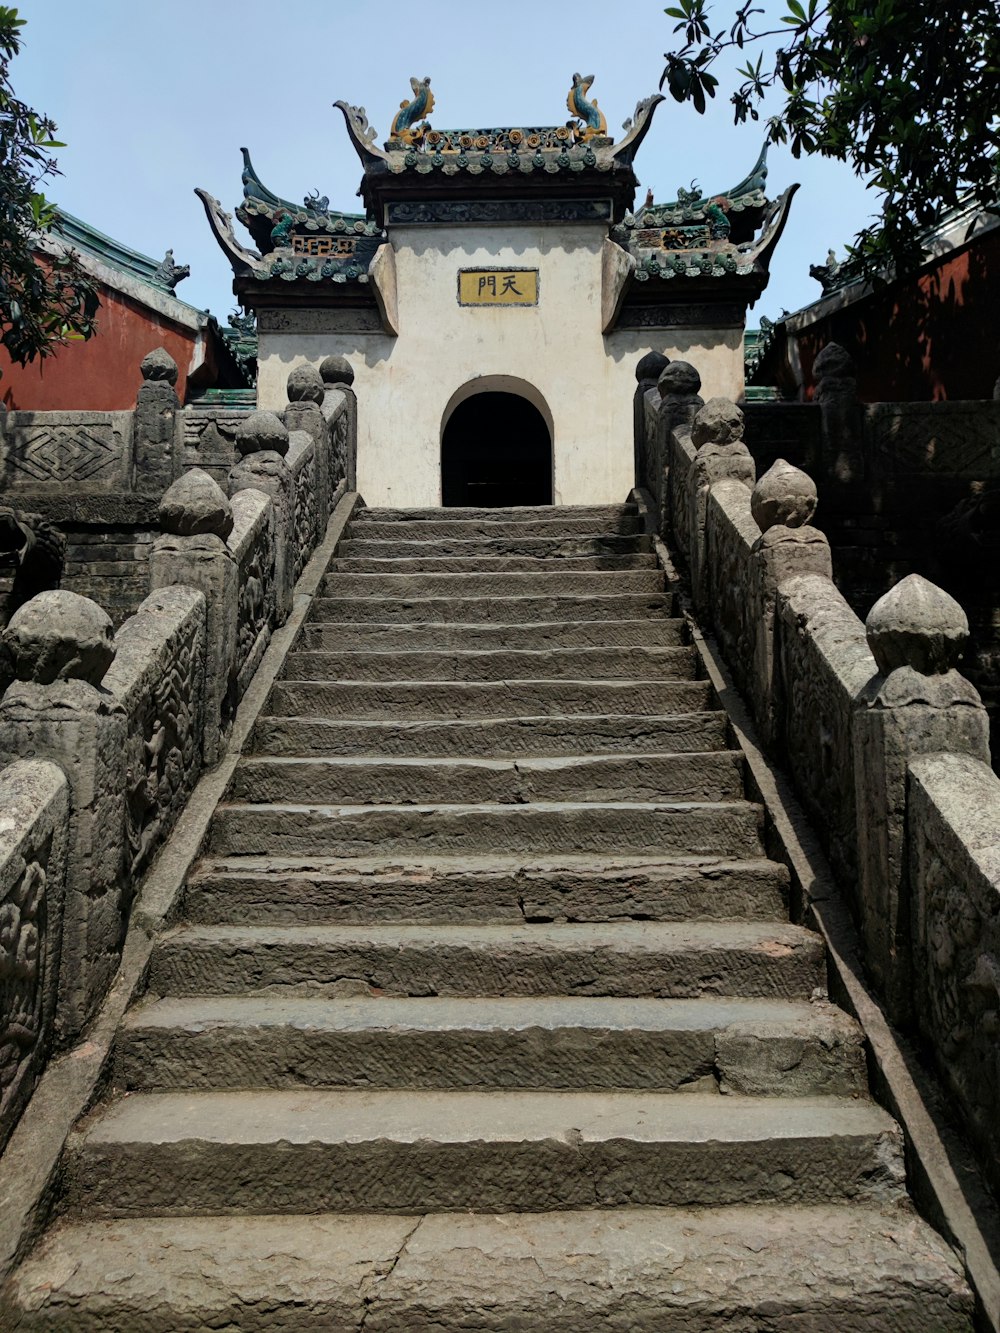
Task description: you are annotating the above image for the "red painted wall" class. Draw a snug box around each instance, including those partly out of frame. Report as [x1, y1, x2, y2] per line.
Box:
[0, 283, 215, 410]
[786, 230, 1000, 402]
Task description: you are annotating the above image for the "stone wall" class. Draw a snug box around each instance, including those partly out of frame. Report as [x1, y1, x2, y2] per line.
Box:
[0, 362, 357, 1148]
[742, 354, 1000, 760]
[639, 356, 1000, 1194]
[0, 348, 355, 628]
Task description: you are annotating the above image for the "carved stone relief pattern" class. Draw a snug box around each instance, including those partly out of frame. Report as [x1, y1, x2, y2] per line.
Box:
[235, 514, 276, 696]
[1, 415, 130, 490]
[292, 447, 319, 581]
[330, 410, 349, 491]
[867, 402, 1000, 478]
[777, 601, 858, 884]
[0, 849, 48, 1144]
[912, 810, 1000, 1179]
[182, 413, 248, 488]
[704, 494, 756, 702]
[121, 617, 205, 882]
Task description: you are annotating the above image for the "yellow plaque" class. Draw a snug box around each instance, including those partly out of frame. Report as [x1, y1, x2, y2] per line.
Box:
[458, 268, 539, 306]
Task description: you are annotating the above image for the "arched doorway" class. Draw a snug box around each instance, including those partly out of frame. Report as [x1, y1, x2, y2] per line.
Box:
[441, 390, 552, 507]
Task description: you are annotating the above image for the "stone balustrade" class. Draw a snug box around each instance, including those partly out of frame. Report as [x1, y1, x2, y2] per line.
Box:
[638, 355, 1000, 1196]
[0, 355, 357, 1149]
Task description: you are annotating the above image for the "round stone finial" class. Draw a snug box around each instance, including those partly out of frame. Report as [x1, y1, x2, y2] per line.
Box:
[692, 397, 745, 448]
[3, 591, 115, 686]
[866, 574, 969, 676]
[319, 355, 355, 388]
[140, 347, 179, 385]
[751, 459, 818, 533]
[158, 469, 234, 539]
[286, 364, 325, 404]
[657, 361, 701, 399]
[636, 351, 669, 384]
[235, 410, 289, 458]
[813, 341, 855, 381]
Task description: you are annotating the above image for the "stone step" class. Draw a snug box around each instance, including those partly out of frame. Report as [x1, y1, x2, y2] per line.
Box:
[329, 553, 659, 573]
[265, 679, 714, 721]
[339, 533, 654, 559]
[183, 854, 789, 926]
[149, 920, 821, 999]
[66, 1089, 904, 1216]
[207, 796, 762, 859]
[354, 504, 639, 522]
[319, 570, 665, 597]
[231, 752, 744, 807]
[296, 617, 688, 651]
[353, 517, 646, 539]
[118, 995, 866, 1096]
[250, 711, 729, 759]
[307, 592, 673, 624]
[7, 1206, 972, 1330]
[280, 645, 698, 682]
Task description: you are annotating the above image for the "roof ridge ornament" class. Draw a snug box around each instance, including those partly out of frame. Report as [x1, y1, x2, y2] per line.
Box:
[389, 76, 435, 148]
[567, 73, 607, 141]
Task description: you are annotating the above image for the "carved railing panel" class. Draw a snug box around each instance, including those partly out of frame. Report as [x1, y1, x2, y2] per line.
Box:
[229, 489, 276, 697]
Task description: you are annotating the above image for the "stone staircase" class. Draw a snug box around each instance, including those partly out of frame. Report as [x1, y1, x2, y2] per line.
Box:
[6, 502, 972, 1328]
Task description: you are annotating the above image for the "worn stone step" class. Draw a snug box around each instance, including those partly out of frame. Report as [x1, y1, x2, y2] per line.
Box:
[339, 533, 654, 559]
[6, 1206, 972, 1330]
[118, 995, 866, 1096]
[352, 517, 646, 540]
[281, 645, 698, 683]
[66, 1089, 904, 1216]
[296, 617, 688, 652]
[183, 854, 789, 926]
[149, 920, 822, 999]
[231, 752, 744, 807]
[329, 553, 659, 573]
[266, 679, 714, 721]
[355, 504, 639, 523]
[319, 570, 665, 597]
[307, 592, 673, 624]
[208, 796, 762, 860]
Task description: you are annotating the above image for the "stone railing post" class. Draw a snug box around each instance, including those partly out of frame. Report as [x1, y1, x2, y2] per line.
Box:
[0, 591, 126, 1041]
[229, 411, 294, 625]
[133, 348, 181, 496]
[813, 341, 863, 485]
[749, 459, 833, 747]
[652, 361, 703, 539]
[634, 351, 668, 491]
[150, 470, 237, 765]
[284, 365, 331, 522]
[320, 355, 357, 493]
[853, 574, 991, 1023]
[688, 398, 755, 612]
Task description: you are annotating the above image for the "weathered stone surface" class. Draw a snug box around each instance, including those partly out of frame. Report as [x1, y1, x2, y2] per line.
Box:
[139, 348, 178, 385]
[657, 360, 701, 399]
[157, 469, 233, 539]
[0, 759, 68, 1151]
[185, 854, 788, 926]
[635, 350, 668, 384]
[866, 573, 969, 675]
[234, 411, 289, 458]
[119, 995, 864, 1095]
[691, 396, 745, 447]
[5, 1207, 972, 1331]
[751, 458, 818, 532]
[3, 591, 115, 686]
[286, 365, 325, 404]
[319, 354, 355, 388]
[151, 919, 823, 1000]
[229, 450, 293, 624]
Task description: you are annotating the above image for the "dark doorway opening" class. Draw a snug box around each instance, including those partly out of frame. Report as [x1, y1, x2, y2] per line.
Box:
[442, 392, 552, 507]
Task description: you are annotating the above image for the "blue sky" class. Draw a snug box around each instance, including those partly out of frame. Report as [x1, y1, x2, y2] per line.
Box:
[14, 0, 876, 323]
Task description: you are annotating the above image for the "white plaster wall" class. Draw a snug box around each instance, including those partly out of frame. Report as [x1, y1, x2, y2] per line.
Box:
[257, 224, 745, 507]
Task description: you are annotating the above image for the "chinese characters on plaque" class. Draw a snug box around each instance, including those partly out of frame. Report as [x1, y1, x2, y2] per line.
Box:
[458, 268, 539, 306]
